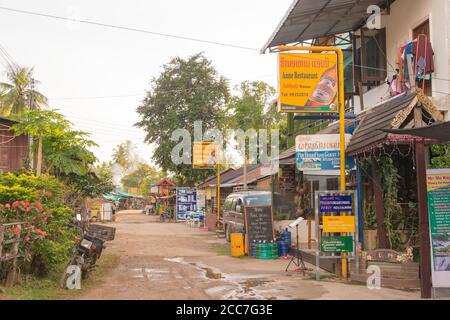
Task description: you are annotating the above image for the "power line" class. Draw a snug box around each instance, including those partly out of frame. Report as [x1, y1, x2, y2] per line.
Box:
[0, 6, 259, 52]
[0, 43, 15, 68]
[50, 93, 143, 101]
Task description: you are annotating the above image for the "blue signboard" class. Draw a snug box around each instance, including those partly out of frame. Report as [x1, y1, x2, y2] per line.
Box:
[319, 195, 353, 213]
[296, 151, 355, 171]
[296, 134, 356, 172]
[176, 187, 197, 221]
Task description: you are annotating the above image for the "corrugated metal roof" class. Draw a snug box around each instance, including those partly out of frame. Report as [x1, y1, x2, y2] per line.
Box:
[261, 0, 390, 53]
[196, 168, 235, 188]
[382, 121, 450, 142]
[346, 92, 417, 156]
[273, 120, 355, 165]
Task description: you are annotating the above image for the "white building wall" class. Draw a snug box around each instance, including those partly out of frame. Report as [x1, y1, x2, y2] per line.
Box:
[355, 0, 450, 117]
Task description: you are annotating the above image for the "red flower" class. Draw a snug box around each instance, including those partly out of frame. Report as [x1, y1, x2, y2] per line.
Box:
[45, 191, 52, 198]
[13, 227, 20, 235]
[36, 228, 41, 234]
[25, 237, 30, 242]
[12, 201, 20, 208]
[26, 207, 31, 213]
[41, 231, 47, 237]
[5, 203, 10, 209]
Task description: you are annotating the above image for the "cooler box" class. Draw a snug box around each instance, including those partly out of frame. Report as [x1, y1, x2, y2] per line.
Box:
[230, 233, 244, 257]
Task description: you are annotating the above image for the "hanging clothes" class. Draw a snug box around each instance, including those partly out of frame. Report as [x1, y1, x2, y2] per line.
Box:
[396, 45, 407, 82]
[403, 42, 414, 81]
[412, 35, 434, 76]
[389, 75, 405, 97]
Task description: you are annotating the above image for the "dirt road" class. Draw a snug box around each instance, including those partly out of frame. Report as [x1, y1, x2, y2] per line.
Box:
[73, 210, 420, 300]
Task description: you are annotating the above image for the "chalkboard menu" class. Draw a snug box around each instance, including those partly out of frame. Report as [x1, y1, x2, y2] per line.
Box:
[245, 206, 274, 243]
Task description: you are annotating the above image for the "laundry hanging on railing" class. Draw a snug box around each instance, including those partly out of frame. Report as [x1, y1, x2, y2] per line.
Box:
[394, 35, 434, 97]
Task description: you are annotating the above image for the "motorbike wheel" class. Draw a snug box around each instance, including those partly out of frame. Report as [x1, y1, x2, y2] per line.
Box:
[60, 257, 81, 289]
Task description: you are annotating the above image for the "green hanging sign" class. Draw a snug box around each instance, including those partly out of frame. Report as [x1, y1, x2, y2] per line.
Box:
[321, 236, 354, 253]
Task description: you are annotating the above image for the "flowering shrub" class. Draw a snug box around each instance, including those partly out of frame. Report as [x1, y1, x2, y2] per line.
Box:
[0, 172, 77, 277]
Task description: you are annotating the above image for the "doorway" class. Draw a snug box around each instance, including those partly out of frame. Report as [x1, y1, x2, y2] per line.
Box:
[413, 20, 432, 96]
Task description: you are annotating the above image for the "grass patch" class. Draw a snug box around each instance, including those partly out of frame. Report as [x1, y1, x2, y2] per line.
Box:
[2, 253, 120, 300]
[210, 243, 231, 256]
[209, 243, 251, 260]
[304, 273, 337, 281]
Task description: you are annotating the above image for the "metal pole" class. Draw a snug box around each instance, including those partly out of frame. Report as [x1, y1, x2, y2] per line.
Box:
[315, 191, 320, 281]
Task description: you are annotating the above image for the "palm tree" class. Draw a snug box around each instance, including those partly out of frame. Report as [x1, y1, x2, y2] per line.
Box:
[0, 65, 48, 116]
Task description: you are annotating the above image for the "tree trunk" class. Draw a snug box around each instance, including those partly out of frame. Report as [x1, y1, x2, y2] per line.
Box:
[371, 157, 388, 248]
[36, 136, 43, 177]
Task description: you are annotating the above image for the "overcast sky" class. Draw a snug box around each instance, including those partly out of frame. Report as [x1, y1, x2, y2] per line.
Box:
[0, 0, 292, 164]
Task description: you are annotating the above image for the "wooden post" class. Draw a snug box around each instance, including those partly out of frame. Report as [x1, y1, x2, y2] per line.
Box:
[0, 225, 4, 270]
[371, 158, 388, 248]
[413, 103, 432, 298]
[415, 141, 432, 298]
[5, 224, 21, 287]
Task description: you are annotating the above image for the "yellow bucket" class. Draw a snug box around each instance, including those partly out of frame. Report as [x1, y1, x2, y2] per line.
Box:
[230, 233, 244, 257]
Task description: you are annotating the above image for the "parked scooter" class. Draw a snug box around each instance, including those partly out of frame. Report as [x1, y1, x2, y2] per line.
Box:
[60, 214, 106, 288]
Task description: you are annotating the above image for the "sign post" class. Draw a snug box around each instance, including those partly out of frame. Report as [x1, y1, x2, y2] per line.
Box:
[315, 191, 358, 281]
[277, 45, 347, 278]
[192, 141, 221, 226]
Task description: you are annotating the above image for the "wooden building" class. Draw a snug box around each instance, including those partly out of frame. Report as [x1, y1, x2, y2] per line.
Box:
[347, 90, 445, 251]
[0, 116, 29, 173]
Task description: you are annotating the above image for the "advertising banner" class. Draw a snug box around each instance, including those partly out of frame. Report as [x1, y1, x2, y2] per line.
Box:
[196, 189, 206, 211]
[427, 169, 450, 288]
[176, 187, 197, 221]
[193, 141, 218, 169]
[322, 216, 355, 233]
[296, 134, 355, 171]
[321, 236, 354, 253]
[278, 53, 339, 113]
[319, 195, 353, 213]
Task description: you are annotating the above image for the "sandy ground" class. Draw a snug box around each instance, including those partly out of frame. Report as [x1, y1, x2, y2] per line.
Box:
[73, 210, 421, 300]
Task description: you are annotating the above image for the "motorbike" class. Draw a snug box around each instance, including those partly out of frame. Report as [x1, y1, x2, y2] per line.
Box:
[60, 214, 106, 288]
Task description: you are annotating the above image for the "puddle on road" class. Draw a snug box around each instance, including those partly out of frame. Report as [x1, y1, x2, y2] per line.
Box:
[165, 256, 285, 300]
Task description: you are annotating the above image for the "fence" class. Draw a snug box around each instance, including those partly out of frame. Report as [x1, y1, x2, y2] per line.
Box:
[0, 222, 24, 287]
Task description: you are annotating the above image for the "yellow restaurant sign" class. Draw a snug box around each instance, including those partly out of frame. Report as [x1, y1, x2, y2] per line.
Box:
[323, 216, 355, 233]
[193, 141, 218, 169]
[278, 53, 338, 113]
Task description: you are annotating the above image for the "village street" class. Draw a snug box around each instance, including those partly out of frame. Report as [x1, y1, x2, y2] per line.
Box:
[72, 210, 420, 300]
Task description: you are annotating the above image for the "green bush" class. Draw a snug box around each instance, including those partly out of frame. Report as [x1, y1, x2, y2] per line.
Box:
[0, 185, 37, 203]
[0, 172, 77, 277]
[32, 206, 76, 271]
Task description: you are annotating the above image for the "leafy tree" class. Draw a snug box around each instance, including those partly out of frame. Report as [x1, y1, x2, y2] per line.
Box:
[225, 81, 278, 130]
[94, 161, 114, 184]
[225, 81, 286, 161]
[11, 109, 71, 177]
[136, 53, 229, 185]
[42, 130, 98, 177]
[112, 140, 140, 173]
[430, 143, 450, 169]
[0, 65, 48, 116]
[121, 163, 162, 193]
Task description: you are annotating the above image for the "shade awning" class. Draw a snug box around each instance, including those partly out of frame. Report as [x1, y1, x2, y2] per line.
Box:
[261, 0, 390, 53]
[382, 122, 450, 142]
